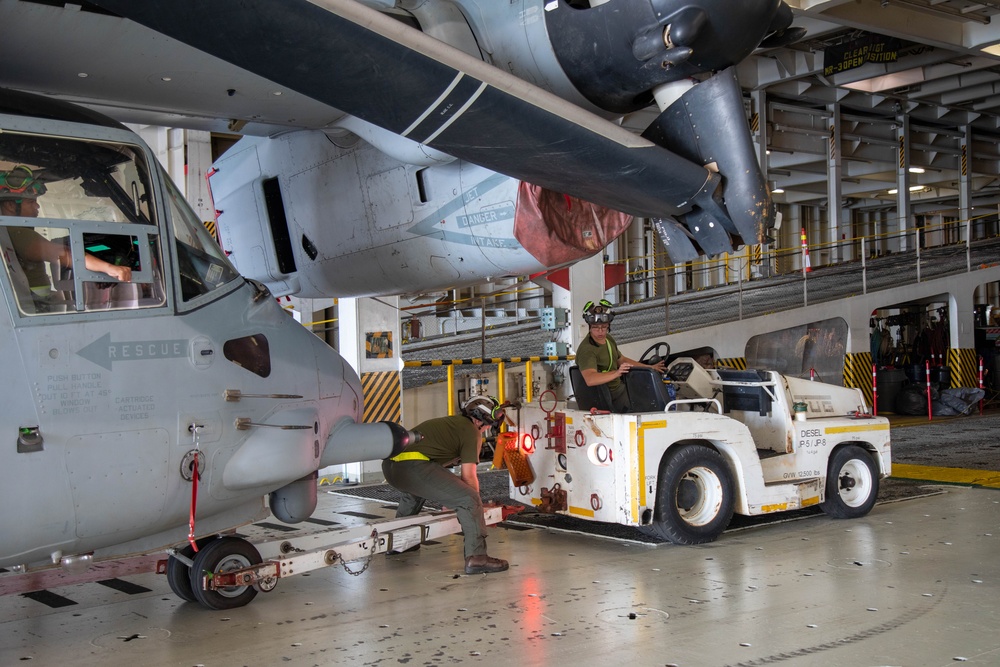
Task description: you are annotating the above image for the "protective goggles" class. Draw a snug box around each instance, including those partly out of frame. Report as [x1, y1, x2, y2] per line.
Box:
[0, 165, 46, 198]
[484, 400, 511, 427]
[489, 404, 507, 425]
[583, 299, 615, 324]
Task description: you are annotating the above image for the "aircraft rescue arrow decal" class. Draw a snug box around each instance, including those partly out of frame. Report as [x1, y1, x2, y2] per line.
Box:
[77, 333, 189, 371]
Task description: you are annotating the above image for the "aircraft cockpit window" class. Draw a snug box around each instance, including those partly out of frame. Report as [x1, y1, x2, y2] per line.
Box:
[0, 132, 165, 316]
[162, 169, 239, 302]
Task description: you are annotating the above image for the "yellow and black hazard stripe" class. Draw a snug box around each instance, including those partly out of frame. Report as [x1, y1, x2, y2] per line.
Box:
[947, 348, 978, 389]
[361, 371, 400, 424]
[716, 357, 746, 370]
[843, 352, 874, 407]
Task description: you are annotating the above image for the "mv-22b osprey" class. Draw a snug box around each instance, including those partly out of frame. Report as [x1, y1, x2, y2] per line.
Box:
[0, 0, 804, 608]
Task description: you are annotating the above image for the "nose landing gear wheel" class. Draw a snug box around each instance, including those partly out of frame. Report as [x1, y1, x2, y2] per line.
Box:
[190, 536, 263, 610]
[166, 537, 215, 603]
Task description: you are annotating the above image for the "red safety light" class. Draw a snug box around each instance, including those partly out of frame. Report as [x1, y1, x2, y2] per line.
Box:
[521, 433, 535, 454]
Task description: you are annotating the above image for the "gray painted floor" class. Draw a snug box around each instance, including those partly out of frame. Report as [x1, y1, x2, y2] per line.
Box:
[1, 477, 997, 666]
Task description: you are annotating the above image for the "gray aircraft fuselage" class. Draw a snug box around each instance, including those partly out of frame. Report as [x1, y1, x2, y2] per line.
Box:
[0, 91, 404, 571]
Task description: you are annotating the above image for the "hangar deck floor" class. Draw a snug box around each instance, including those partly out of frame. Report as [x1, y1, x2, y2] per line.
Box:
[2, 415, 999, 667]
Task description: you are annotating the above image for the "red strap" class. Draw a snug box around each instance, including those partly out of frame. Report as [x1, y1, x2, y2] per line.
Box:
[188, 451, 200, 552]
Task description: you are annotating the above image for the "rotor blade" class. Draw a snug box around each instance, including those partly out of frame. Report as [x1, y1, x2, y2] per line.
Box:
[642, 68, 774, 249]
[651, 217, 700, 264]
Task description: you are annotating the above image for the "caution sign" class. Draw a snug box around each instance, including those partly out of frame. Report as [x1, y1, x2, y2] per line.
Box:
[824, 35, 899, 76]
[365, 331, 393, 359]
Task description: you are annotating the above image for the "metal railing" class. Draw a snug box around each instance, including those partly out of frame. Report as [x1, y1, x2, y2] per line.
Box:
[402, 355, 574, 412]
[401, 215, 1000, 387]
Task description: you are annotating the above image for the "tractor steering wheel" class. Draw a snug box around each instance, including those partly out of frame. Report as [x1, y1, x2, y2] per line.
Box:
[639, 341, 670, 368]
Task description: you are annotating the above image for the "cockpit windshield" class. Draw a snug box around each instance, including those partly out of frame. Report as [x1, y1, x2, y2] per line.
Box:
[160, 164, 239, 303]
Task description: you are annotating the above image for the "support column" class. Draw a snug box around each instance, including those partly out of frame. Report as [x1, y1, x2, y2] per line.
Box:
[949, 291, 975, 350]
[184, 129, 215, 222]
[336, 296, 402, 483]
[749, 71, 770, 279]
[959, 126, 972, 228]
[895, 115, 912, 252]
[826, 103, 846, 263]
[552, 253, 604, 398]
[949, 291, 978, 389]
[131, 125, 214, 223]
[626, 219, 647, 301]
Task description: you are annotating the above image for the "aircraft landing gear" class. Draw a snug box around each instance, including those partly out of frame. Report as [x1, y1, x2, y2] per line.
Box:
[188, 536, 264, 610]
[166, 537, 215, 602]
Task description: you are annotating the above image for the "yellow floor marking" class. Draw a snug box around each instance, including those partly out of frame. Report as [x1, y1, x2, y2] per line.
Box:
[892, 463, 1000, 489]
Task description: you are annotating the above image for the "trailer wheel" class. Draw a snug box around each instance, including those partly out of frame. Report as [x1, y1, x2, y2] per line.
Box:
[190, 536, 262, 610]
[166, 538, 214, 602]
[821, 445, 878, 519]
[641, 445, 735, 544]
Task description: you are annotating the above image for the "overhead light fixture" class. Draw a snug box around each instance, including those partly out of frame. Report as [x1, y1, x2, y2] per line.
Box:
[841, 67, 925, 94]
[772, 186, 785, 194]
[909, 167, 925, 174]
[888, 186, 926, 195]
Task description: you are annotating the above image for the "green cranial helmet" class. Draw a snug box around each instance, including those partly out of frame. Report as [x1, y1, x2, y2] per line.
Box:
[0, 165, 47, 201]
[582, 299, 615, 325]
[461, 395, 506, 428]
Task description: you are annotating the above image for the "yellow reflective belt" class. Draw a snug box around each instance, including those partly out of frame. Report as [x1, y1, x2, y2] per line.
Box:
[391, 451, 431, 462]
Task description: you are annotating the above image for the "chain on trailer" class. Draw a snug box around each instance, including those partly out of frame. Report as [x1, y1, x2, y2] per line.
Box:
[334, 528, 379, 576]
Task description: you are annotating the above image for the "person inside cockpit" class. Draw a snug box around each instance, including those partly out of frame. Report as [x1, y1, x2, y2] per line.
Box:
[0, 165, 131, 311]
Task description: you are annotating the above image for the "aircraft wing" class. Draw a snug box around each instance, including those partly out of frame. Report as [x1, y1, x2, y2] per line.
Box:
[77, 0, 711, 221]
[3, 0, 785, 277]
